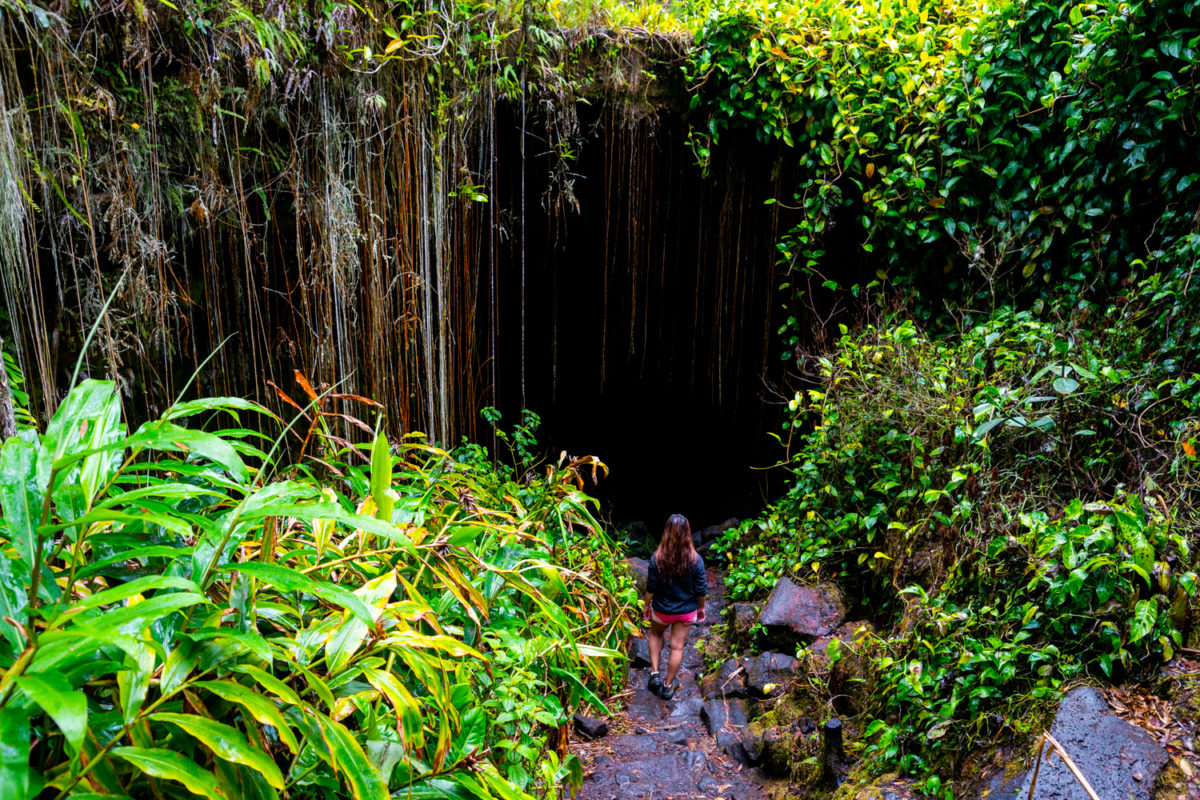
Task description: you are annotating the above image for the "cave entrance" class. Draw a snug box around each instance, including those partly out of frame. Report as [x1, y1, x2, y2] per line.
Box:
[486, 103, 802, 531]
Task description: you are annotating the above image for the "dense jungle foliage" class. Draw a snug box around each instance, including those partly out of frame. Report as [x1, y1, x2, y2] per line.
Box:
[719, 263, 1200, 791]
[1, 0, 1198, 797]
[0, 362, 635, 799]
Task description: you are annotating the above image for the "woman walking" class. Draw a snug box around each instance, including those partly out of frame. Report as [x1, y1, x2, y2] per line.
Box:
[643, 514, 707, 700]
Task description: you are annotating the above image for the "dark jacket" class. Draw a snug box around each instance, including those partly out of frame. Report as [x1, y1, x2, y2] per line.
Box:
[647, 554, 707, 615]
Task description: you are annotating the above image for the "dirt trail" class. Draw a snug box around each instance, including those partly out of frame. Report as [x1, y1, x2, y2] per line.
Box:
[574, 570, 772, 800]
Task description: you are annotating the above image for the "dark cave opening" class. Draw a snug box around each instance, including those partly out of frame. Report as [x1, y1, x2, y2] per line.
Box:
[485, 104, 805, 530]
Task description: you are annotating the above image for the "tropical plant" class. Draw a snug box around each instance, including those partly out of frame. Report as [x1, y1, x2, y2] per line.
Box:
[0, 375, 634, 799]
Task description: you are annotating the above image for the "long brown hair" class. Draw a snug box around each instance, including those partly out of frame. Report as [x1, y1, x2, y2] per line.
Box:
[653, 514, 697, 581]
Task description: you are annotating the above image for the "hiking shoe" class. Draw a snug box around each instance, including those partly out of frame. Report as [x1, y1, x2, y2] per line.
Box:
[646, 671, 662, 693]
[657, 680, 679, 701]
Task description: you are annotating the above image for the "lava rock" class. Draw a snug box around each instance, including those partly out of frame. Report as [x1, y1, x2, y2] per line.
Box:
[701, 657, 746, 700]
[728, 603, 760, 637]
[758, 578, 846, 645]
[697, 776, 720, 794]
[671, 697, 704, 718]
[626, 557, 650, 595]
[740, 726, 766, 764]
[739, 726, 793, 775]
[701, 697, 749, 735]
[684, 749, 707, 772]
[615, 773, 630, 787]
[694, 518, 739, 550]
[716, 730, 753, 766]
[1015, 686, 1168, 799]
[573, 713, 609, 740]
[630, 637, 651, 667]
[663, 727, 688, 746]
[760, 728, 792, 777]
[744, 651, 798, 698]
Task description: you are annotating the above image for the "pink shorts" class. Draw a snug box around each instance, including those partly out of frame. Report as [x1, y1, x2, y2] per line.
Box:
[649, 608, 697, 625]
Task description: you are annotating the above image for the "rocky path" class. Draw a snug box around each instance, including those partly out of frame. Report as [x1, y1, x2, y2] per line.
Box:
[573, 570, 773, 800]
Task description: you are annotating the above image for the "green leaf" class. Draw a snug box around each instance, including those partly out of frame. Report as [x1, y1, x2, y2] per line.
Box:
[369, 430, 395, 522]
[111, 747, 227, 800]
[219, 563, 373, 624]
[548, 666, 610, 715]
[1130, 599, 1156, 643]
[117, 636, 156, 724]
[366, 740, 405, 784]
[126, 421, 249, 482]
[15, 673, 86, 755]
[362, 667, 424, 749]
[0, 433, 40, 570]
[0, 706, 31, 800]
[315, 714, 389, 800]
[230, 665, 304, 707]
[325, 572, 396, 673]
[164, 397, 275, 423]
[193, 681, 299, 754]
[82, 591, 209, 635]
[55, 575, 200, 622]
[181, 629, 273, 666]
[1052, 376, 1079, 394]
[150, 714, 284, 789]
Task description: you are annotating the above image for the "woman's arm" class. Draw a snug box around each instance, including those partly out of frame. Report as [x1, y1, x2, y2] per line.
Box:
[643, 592, 654, 621]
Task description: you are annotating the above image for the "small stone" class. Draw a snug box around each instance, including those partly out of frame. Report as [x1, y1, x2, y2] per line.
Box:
[630, 638, 651, 667]
[664, 727, 688, 746]
[697, 776, 720, 794]
[1134, 770, 1145, 782]
[744, 651, 798, 698]
[573, 713, 609, 740]
[685, 749, 707, 771]
[615, 774, 631, 786]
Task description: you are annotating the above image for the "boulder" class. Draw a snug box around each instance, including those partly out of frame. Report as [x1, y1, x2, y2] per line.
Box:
[1014, 686, 1168, 799]
[740, 726, 793, 777]
[694, 518, 739, 550]
[573, 713, 609, 740]
[701, 697, 749, 735]
[700, 657, 746, 700]
[743, 652, 799, 698]
[626, 557, 650, 595]
[758, 578, 846, 645]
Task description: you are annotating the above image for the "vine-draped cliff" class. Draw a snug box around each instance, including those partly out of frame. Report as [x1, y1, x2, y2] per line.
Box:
[0, 3, 798, 487]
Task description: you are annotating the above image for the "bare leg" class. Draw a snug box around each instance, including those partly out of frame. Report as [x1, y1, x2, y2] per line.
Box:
[663, 622, 691, 687]
[647, 619, 668, 675]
